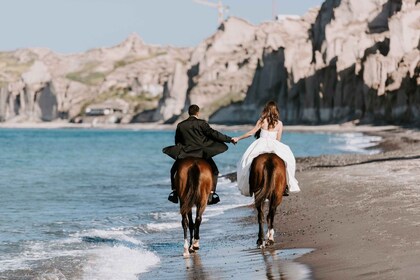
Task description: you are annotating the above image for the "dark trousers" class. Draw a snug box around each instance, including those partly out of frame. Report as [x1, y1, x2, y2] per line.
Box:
[170, 158, 219, 192]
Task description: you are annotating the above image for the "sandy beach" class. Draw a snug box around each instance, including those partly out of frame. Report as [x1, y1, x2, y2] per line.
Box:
[274, 126, 420, 279]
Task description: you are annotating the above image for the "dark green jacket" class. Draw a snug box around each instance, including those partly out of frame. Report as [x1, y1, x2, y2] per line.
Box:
[163, 116, 232, 160]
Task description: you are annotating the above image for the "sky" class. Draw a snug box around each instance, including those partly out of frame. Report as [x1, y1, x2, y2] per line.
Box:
[0, 0, 324, 53]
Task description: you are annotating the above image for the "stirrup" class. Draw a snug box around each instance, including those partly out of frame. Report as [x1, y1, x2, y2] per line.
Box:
[168, 191, 178, 204]
[208, 193, 220, 205]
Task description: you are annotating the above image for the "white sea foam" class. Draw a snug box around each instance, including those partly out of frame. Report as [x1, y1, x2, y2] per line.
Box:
[150, 211, 179, 221]
[0, 256, 32, 272]
[82, 245, 159, 280]
[0, 227, 160, 280]
[75, 228, 160, 280]
[146, 222, 180, 231]
[0, 240, 84, 272]
[146, 210, 181, 232]
[329, 133, 382, 154]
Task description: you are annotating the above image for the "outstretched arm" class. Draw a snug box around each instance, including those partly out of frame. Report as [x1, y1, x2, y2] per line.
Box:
[202, 122, 232, 143]
[232, 120, 262, 143]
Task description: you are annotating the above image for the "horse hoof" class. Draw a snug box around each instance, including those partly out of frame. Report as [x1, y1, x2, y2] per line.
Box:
[189, 248, 195, 253]
[192, 246, 199, 250]
[257, 239, 266, 249]
[266, 239, 274, 246]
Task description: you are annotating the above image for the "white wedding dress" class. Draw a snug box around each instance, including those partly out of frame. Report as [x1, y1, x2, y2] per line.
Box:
[237, 129, 301, 196]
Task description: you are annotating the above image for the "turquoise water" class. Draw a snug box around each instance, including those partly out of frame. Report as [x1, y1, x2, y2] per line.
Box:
[0, 128, 380, 279]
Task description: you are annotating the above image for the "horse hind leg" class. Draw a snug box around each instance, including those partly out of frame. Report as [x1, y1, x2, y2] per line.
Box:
[191, 206, 203, 251]
[188, 211, 196, 253]
[256, 203, 266, 248]
[266, 202, 277, 246]
[182, 213, 190, 257]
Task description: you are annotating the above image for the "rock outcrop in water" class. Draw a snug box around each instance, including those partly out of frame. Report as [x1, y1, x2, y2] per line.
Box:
[0, 0, 419, 124]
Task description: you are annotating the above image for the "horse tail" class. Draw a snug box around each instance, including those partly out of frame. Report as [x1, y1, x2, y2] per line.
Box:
[180, 162, 200, 215]
[254, 156, 276, 207]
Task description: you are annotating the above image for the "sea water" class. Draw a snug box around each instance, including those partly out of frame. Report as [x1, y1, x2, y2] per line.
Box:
[0, 128, 380, 279]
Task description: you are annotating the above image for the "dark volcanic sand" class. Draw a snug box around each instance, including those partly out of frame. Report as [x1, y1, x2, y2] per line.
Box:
[277, 127, 420, 279]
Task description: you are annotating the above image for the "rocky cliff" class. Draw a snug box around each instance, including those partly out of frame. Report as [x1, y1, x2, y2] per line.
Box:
[0, 0, 419, 125]
[209, 0, 420, 124]
[0, 34, 192, 123]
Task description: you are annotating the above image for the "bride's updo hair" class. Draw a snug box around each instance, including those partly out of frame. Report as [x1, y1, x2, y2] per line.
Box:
[260, 101, 280, 129]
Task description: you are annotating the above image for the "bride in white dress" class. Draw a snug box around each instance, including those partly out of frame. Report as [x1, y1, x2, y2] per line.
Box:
[232, 101, 300, 197]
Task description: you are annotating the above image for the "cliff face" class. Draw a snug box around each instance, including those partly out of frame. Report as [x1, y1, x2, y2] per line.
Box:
[304, 0, 420, 124]
[0, 34, 191, 123]
[1, 0, 419, 125]
[211, 0, 420, 124]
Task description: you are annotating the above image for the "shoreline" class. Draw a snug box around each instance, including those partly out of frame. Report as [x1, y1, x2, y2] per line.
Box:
[0, 120, 401, 134]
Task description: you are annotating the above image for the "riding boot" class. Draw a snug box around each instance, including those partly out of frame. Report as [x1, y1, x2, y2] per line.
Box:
[208, 173, 220, 205]
[168, 160, 179, 204]
[206, 157, 220, 205]
[168, 191, 178, 203]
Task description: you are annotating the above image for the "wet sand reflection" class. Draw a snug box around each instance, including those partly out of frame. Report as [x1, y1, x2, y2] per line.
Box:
[184, 253, 208, 280]
[141, 202, 313, 279]
[262, 248, 313, 280]
[143, 245, 313, 279]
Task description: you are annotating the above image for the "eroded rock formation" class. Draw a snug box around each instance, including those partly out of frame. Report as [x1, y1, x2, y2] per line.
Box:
[210, 0, 420, 124]
[0, 34, 191, 123]
[0, 0, 419, 125]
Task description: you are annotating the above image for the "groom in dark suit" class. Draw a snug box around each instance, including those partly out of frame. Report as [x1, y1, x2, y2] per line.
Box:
[163, 104, 235, 205]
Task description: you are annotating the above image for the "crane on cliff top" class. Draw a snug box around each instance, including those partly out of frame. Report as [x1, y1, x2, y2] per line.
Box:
[193, 0, 229, 24]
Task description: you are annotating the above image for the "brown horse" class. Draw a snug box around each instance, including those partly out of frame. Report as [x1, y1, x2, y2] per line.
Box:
[175, 157, 213, 256]
[249, 153, 287, 248]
